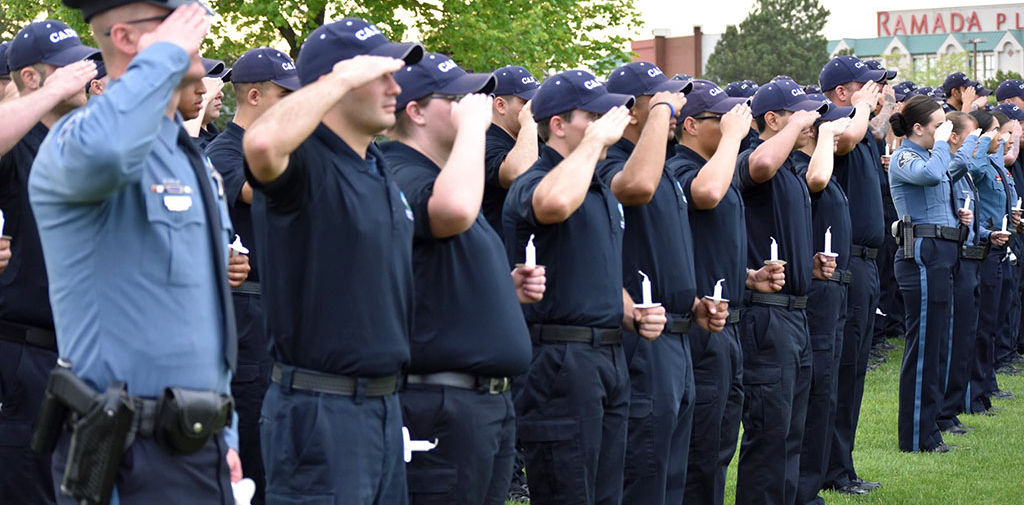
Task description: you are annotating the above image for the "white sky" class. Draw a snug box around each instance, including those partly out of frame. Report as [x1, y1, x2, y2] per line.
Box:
[632, 0, 1001, 40]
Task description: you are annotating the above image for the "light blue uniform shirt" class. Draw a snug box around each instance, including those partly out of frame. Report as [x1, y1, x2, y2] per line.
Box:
[949, 134, 991, 245]
[28, 43, 236, 448]
[971, 138, 1015, 231]
[889, 138, 957, 227]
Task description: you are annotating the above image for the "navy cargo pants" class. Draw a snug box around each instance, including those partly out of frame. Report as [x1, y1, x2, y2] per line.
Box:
[622, 326, 693, 505]
[735, 303, 811, 505]
[970, 248, 1006, 412]
[895, 238, 956, 452]
[939, 257, 980, 429]
[0, 340, 57, 505]
[230, 292, 271, 505]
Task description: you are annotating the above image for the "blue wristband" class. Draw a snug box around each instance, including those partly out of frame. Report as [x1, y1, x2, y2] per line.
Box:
[651, 101, 675, 118]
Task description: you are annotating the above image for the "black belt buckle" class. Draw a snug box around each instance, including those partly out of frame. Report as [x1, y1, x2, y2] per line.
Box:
[487, 377, 510, 395]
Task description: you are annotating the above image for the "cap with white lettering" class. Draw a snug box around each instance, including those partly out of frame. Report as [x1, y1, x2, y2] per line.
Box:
[297, 18, 423, 86]
[492, 65, 540, 100]
[7, 20, 99, 71]
[751, 78, 829, 117]
[394, 52, 496, 110]
[531, 70, 635, 121]
[677, 80, 749, 120]
[995, 79, 1024, 101]
[819, 55, 886, 92]
[227, 47, 300, 91]
[605, 61, 692, 97]
[724, 80, 759, 98]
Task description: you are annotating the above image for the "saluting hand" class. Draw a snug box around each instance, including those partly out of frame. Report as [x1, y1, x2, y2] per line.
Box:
[820, 117, 852, 140]
[934, 121, 954, 143]
[720, 103, 753, 141]
[138, 3, 210, 56]
[42, 60, 97, 101]
[850, 81, 882, 110]
[584, 106, 632, 147]
[512, 265, 546, 304]
[451, 93, 494, 132]
[227, 252, 250, 287]
[693, 297, 729, 333]
[518, 100, 536, 130]
[788, 109, 820, 132]
[961, 86, 977, 112]
[633, 305, 667, 341]
[0, 237, 10, 275]
[968, 128, 983, 138]
[747, 264, 785, 293]
[650, 90, 686, 117]
[328, 55, 405, 91]
[812, 252, 836, 281]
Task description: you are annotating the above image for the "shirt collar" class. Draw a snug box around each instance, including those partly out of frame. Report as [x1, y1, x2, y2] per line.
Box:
[673, 143, 707, 163]
[380, 140, 440, 173]
[310, 124, 381, 171]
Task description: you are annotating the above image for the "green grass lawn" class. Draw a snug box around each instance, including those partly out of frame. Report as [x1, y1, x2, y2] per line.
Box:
[721, 339, 1024, 505]
[510, 339, 1024, 505]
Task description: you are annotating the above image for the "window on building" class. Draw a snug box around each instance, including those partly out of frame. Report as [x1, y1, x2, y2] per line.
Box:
[983, 52, 996, 81]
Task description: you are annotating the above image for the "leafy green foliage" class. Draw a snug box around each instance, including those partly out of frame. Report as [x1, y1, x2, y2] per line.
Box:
[703, 0, 830, 86]
[984, 69, 1023, 94]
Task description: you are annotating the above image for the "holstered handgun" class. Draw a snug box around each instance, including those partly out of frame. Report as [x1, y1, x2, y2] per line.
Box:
[901, 216, 915, 259]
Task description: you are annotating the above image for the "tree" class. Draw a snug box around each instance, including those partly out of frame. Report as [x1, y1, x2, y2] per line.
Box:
[984, 69, 1023, 94]
[890, 52, 968, 88]
[2, 0, 641, 78]
[703, 0, 830, 86]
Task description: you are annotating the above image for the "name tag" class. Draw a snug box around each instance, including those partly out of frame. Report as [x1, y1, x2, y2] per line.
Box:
[164, 195, 193, 212]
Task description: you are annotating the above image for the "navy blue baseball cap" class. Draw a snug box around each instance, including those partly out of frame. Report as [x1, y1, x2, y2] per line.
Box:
[751, 78, 829, 117]
[395, 52, 496, 110]
[909, 86, 932, 98]
[492, 65, 539, 100]
[532, 70, 634, 121]
[677, 79, 748, 120]
[226, 48, 300, 91]
[0, 42, 10, 78]
[62, 0, 203, 22]
[893, 81, 917, 101]
[805, 93, 855, 121]
[201, 57, 227, 78]
[863, 60, 897, 81]
[296, 18, 423, 86]
[996, 103, 1024, 121]
[605, 61, 692, 98]
[93, 59, 106, 80]
[7, 20, 99, 71]
[942, 72, 976, 95]
[672, 73, 692, 81]
[930, 87, 947, 102]
[803, 84, 821, 94]
[974, 83, 992, 97]
[996, 79, 1024, 101]
[724, 80, 758, 98]
[819, 56, 886, 92]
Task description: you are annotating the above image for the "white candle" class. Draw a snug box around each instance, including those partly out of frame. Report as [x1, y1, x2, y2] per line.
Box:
[1002, 214, 1009, 233]
[824, 226, 833, 255]
[402, 426, 438, 463]
[525, 234, 536, 267]
[0, 208, 5, 236]
[1017, 197, 1022, 210]
[639, 270, 653, 305]
[962, 193, 971, 212]
[712, 279, 724, 305]
[229, 234, 249, 256]
[884, 142, 891, 157]
[770, 236, 779, 262]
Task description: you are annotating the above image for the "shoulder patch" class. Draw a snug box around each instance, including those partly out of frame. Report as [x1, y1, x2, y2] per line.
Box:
[896, 150, 920, 169]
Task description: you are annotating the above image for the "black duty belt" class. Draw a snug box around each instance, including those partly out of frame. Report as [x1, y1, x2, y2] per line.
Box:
[0, 320, 57, 351]
[849, 245, 879, 260]
[666, 313, 692, 335]
[913, 224, 962, 242]
[405, 372, 511, 394]
[231, 281, 261, 296]
[747, 292, 808, 310]
[727, 308, 742, 324]
[961, 244, 989, 260]
[272, 363, 399, 397]
[529, 324, 622, 346]
[826, 269, 853, 285]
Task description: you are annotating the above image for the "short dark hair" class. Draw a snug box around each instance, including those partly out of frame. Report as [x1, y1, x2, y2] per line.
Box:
[537, 111, 574, 143]
[889, 95, 941, 137]
[392, 96, 434, 138]
[753, 110, 786, 132]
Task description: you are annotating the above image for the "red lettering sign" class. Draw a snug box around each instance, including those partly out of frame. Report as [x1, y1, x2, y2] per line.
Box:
[998, 12, 1007, 30]
[878, 11, 891, 36]
[894, 15, 907, 35]
[934, 14, 946, 33]
[911, 14, 928, 35]
[967, 11, 981, 31]
[1018, 13, 1023, 30]
[951, 12, 965, 32]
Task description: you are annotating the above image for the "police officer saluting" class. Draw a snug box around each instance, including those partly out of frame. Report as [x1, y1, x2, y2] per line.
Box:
[0, 19, 97, 505]
[381, 51, 545, 505]
[484, 65, 540, 241]
[243, 18, 421, 504]
[735, 78, 834, 505]
[669, 80, 752, 505]
[502, 70, 666, 505]
[888, 95, 960, 452]
[205, 47, 300, 505]
[600, 61, 717, 505]
[30, 2, 243, 503]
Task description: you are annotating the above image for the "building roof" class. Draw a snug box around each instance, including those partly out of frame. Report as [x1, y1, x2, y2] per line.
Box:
[830, 31, 1024, 57]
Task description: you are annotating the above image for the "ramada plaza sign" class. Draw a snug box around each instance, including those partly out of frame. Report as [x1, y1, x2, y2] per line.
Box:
[878, 4, 1024, 36]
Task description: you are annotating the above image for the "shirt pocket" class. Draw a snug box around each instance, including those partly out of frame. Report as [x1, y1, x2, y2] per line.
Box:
[142, 185, 206, 287]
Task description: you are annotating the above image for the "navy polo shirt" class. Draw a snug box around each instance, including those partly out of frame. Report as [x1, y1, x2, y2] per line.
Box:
[381, 141, 531, 377]
[0, 123, 53, 329]
[792, 151, 852, 271]
[502, 144, 624, 329]
[670, 144, 748, 303]
[483, 123, 517, 241]
[835, 133, 885, 248]
[205, 121, 258, 281]
[597, 138, 696, 314]
[194, 123, 220, 152]
[244, 124, 412, 377]
[740, 127, 759, 154]
[736, 137, 814, 296]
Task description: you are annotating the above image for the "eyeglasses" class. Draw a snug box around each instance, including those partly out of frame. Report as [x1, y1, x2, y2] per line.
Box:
[691, 115, 722, 121]
[427, 93, 465, 102]
[104, 14, 171, 36]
